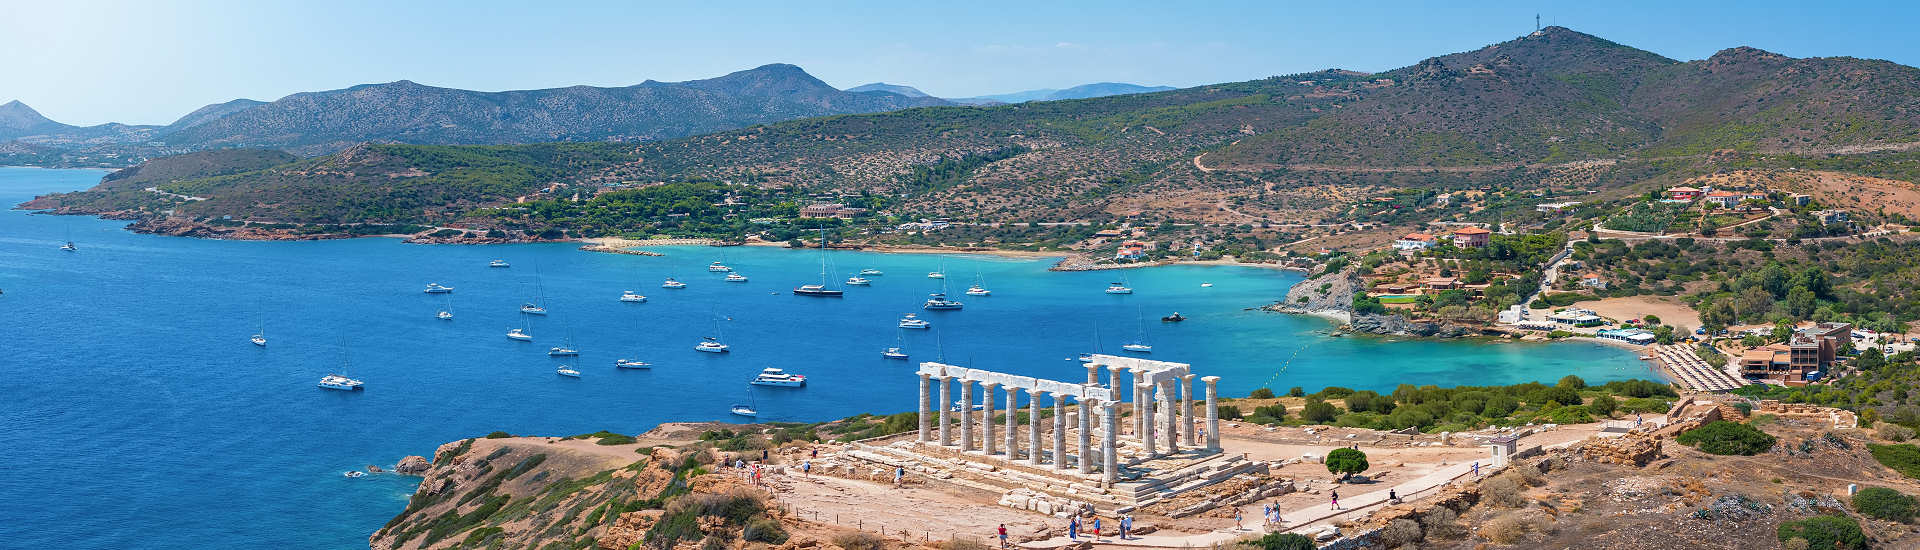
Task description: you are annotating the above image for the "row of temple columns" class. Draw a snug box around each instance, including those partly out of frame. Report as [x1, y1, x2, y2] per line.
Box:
[915, 366, 1223, 483]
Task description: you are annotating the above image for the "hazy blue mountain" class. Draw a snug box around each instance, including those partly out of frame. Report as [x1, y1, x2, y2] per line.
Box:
[845, 82, 932, 97]
[951, 82, 1176, 104]
[0, 100, 76, 141]
[167, 98, 266, 130]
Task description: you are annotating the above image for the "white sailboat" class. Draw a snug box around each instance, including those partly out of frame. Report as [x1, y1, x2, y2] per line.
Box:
[695, 314, 730, 352]
[965, 270, 991, 296]
[548, 323, 579, 356]
[250, 314, 267, 347]
[507, 315, 533, 341]
[520, 270, 549, 314]
[436, 294, 454, 320]
[1121, 309, 1152, 353]
[794, 226, 845, 297]
[882, 329, 909, 359]
[731, 390, 759, 417]
[555, 365, 581, 378]
[317, 344, 364, 391]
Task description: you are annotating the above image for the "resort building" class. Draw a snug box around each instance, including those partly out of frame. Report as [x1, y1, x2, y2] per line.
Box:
[1703, 191, 1742, 209]
[1114, 241, 1149, 261]
[1665, 187, 1703, 202]
[1393, 232, 1437, 251]
[1596, 328, 1656, 345]
[1550, 308, 1604, 327]
[800, 203, 869, 219]
[1739, 322, 1852, 386]
[1451, 227, 1491, 248]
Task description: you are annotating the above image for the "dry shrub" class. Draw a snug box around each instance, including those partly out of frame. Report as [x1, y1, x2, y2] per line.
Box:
[1422, 506, 1463, 539]
[1878, 424, 1915, 442]
[1782, 537, 1810, 550]
[832, 531, 887, 550]
[1482, 512, 1542, 544]
[1483, 474, 1527, 508]
[940, 537, 990, 550]
[1379, 518, 1423, 547]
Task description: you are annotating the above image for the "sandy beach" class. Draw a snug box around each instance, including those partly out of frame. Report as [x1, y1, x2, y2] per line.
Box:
[1575, 295, 1703, 330]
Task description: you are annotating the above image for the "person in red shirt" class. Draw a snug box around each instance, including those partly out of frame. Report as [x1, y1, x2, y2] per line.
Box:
[997, 524, 1008, 549]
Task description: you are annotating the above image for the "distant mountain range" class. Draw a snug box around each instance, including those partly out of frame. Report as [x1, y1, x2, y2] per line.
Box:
[844, 81, 1176, 105]
[1, 68, 1176, 167]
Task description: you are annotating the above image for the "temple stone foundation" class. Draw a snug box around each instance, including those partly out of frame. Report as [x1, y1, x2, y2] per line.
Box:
[843, 355, 1261, 513]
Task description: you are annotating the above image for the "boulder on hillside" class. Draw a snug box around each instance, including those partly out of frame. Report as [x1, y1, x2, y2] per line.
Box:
[395, 455, 431, 475]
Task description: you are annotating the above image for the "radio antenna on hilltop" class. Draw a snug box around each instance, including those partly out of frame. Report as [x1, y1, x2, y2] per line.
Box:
[1535, 14, 1541, 32]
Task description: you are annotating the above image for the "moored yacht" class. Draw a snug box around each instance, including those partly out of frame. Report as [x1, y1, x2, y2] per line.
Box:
[506, 328, 532, 341]
[251, 334, 267, 347]
[615, 359, 651, 369]
[620, 291, 647, 302]
[846, 276, 871, 286]
[1077, 353, 1094, 363]
[437, 310, 454, 320]
[1104, 283, 1133, 294]
[750, 367, 806, 387]
[882, 347, 908, 360]
[555, 366, 581, 378]
[708, 262, 732, 272]
[724, 273, 748, 282]
[965, 285, 991, 296]
[547, 346, 578, 357]
[898, 313, 931, 329]
[1121, 343, 1153, 353]
[489, 260, 510, 268]
[926, 271, 945, 279]
[859, 268, 883, 276]
[730, 403, 758, 417]
[793, 284, 843, 297]
[318, 374, 363, 391]
[520, 303, 547, 315]
[694, 337, 730, 353]
[662, 278, 687, 289]
[922, 292, 964, 310]
[423, 283, 455, 294]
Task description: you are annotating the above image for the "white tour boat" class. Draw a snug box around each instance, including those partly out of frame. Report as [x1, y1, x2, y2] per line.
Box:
[846, 276, 872, 286]
[859, 268, 883, 276]
[662, 278, 687, 289]
[898, 313, 931, 329]
[318, 374, 364, 391]
[725, 273, 748, 282]
[489, 260, 510, 268]
[708, 261, 732, 272]
[615, 359, 651, 369]
[695, 337, 730, 353]
[750, 367, 806, 387]
[423, 283, 455, 294]
[619, 291, 647, 303]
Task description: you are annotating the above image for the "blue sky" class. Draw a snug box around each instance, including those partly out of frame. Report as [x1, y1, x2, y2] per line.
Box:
[4, 0, 1917, 126]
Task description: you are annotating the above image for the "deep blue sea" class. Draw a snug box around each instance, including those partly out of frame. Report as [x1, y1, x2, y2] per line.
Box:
[0, 167, 1649, 549]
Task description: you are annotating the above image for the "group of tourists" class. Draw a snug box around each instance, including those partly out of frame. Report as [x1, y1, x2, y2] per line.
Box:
[1063, 513, 1137, 541]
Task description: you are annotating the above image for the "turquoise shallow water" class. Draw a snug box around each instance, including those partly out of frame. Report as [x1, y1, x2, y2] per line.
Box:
[0, 167, 1649, 549]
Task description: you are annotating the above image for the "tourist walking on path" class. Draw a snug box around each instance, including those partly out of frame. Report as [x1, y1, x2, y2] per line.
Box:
[893, 467, 904, 486]
[1330, 489, 1340, 510]
[1472, 461, 1480, 478]
[1068, 516, 1079, 540]
[802, 460, 810, 477]
[1234, 508, 1243, 529]
[1120, 515, 1132, 539]
[1091, 517, 1102, 539]
[997, 524, 1009, 549]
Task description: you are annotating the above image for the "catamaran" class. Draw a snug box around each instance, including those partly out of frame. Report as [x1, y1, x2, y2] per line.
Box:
[751, 367, 806, 387]
[318, 347, 364, 391]
[662, 278, 687, 289]
[520, 303, 548, 315]
[555, 365, 581, 378]
[619, 290, 647, 302]
[695, 336, 729, 353]
[489, 259, 510, 268]
[423, 283, 454, 294]
[1105, 282, 1133, 294]
[899, 313, 930, 329]
[923, 292, 963, 310]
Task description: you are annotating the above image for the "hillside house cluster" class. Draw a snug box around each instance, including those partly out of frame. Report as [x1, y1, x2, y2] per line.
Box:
[1664, 185, 1772, 211]
[1393, 232, 1437, 251]
[1739, 322, 1852, 386]
[799, 203, 868, 219]
[1114, 240, 1150, 261]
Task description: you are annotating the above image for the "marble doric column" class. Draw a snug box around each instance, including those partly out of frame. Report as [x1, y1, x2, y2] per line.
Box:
[1053, 394, 1069, 469]
[959, 379, 975, 451]
[1139, 383, 1157, 456]
[1108, 365, 1128, 402]
[982, 383, 999, 455]
[1161, 379, 1178, 452]
[1005, 388, 1020, 458]
[1182, 374, 1197, 448]
[1101, 400, 1119, 484]
[1131, 369, 1148, 440]
[937, 376, 952, 446]
[1203, 376, 1221, 451]
[1078, 398, 1095, 474]
[1028, 389, 1047, 466]
[1085, 363, 1101, 385]
[917, 373, 932, 443]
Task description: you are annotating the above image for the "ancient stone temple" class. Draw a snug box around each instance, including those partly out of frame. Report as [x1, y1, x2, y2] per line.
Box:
[839, 355, 1261, 514]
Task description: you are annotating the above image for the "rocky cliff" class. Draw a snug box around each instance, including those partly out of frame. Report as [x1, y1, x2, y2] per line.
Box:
[1264, 265, 1358, 324]
[1344, 312, 1481, 338]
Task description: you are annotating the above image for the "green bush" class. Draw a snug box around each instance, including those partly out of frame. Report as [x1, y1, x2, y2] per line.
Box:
[1217, 404, 1244, 420]
[1301, 399, 1339, 423]
[1676, 421, 1777, 455]
[1775, 515, 1865, 550]
[1589, 394, 1618, 417]
[1871, 444, 1920, 479]
[1240, 532, 1315, 550]
[1326, 448, 1369, 479]
[1248, 388, 1276, 399]
[1853, 487, 1917, 522]
[743, 518, 789, 543]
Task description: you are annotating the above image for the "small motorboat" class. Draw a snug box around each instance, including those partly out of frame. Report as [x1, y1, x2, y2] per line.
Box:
[846, 276, 872, 286]
[555, 366, 581, 378]
[60, 241, 76, 252]
[662, 278, 687, 289]
[725, 273, 748, 283]
[437, 310, 454, 320]
[620, 291, 647, 303]
[1161, 312, 1186, 323]
[1105, 283, 1133, 295]
[899, 314, 931, 329]
[730, 404, 758, 417]
[793, 284, 843, 297]
[859, 268, 884, 276]
[318, 374, 364, 391]
[250, 334, 267, 347]
[489, 260, 510, 268]
[520, 303, 547, 315]
[751, 367, 806, 387]
[922, 293, 964, 310]
[1076, 353, 1093, 363]
[423, 283, 455, 294]
[548, 347, 579, 357]
[1121, 343, 1153, 353]
[965, 285, 991, 296]
[708, 262, 732, 272]
[343, 470, 366, 478]
[926, 271, 945, 279]
[506, 328, 532, 341]
[1200, 282, 1213, 288]
[615, 359, 651, 369]
[882, 347, 909, 360]
[695, 337, 730, 353]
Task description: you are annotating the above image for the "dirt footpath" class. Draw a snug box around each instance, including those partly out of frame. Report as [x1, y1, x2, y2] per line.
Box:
[769, 471, 1054, 543]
